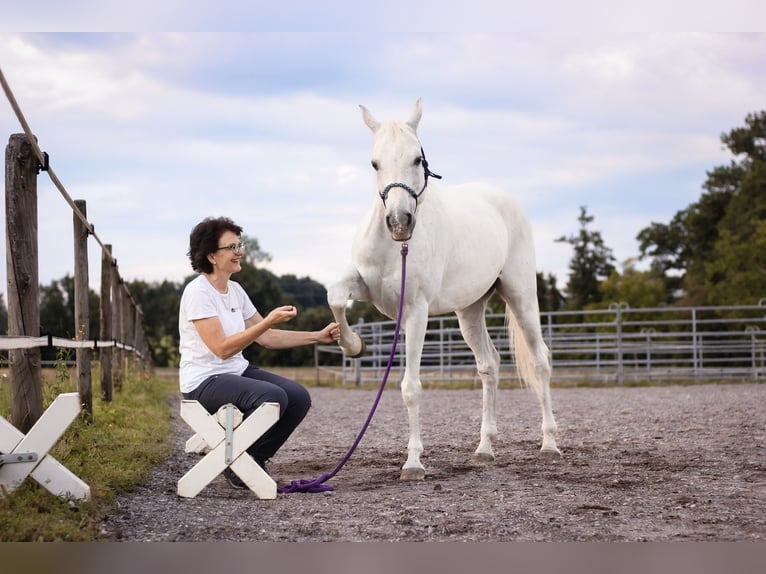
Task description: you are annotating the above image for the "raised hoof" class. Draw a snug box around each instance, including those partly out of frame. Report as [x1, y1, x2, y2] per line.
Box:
[400, 467, 426, 481]
[345, 339, 367, 359]
[470, 452, 495, 466]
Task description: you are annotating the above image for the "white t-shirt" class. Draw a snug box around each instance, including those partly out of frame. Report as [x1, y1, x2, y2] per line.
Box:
[178, 275, 257, 393]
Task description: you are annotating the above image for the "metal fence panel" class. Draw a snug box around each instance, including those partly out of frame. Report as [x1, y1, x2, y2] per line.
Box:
[317, 303, 766, 385]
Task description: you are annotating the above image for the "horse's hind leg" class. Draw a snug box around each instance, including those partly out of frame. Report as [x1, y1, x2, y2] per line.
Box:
[498, 285, 560, 456]
[456, 297, 500, 464]
[511, 306, 559, 455]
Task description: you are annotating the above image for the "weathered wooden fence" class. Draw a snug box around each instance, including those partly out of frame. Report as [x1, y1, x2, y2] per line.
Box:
[1, 67, 149, 433]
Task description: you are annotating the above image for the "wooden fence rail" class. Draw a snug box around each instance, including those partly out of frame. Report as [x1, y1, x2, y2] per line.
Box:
[2, 66, 150, 433]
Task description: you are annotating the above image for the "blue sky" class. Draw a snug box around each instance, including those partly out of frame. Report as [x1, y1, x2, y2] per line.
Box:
[1, 20, 765, 302]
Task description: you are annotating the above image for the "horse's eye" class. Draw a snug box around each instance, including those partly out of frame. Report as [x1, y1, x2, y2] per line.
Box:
[413, 157, 422, 167]
[371, 160, 379, 171]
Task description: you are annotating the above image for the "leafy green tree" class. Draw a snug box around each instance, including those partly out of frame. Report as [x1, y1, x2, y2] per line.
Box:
[706, 220, 766, 306]
[38, 275, 99, 338]
[38, 275, 99, 362]
[276, 274, 329, 309]
[231, 262, 293, 366]
[635, 213, 688, 302]
[345, 301, 389, 325]
[707, 113, 766, 304]
[463, 273, 564, 316]
[721, 110, 766, 162]
[39, 277, 74, 338]
[556, 206, 616, 310]
[537, 272, 565, 312]
[595, 258, 666, 310]
[241, 234, 271, 266]
[128, 279, 184, 367]
[279, 305, 339, 366]
[638, 110, 766, 306]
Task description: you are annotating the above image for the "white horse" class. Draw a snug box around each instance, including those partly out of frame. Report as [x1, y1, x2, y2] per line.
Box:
[327, 99, 559, 480]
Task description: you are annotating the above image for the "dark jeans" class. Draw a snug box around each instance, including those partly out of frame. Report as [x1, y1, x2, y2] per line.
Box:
[182, 366, 311, 465]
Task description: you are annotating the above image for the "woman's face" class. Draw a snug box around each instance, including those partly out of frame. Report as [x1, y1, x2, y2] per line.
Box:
[208, 230, 244, 274]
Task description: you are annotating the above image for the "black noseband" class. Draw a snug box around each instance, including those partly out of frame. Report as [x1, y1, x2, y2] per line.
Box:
[379, 146, 442, 207]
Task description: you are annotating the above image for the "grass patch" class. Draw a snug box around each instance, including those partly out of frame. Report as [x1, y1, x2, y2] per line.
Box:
[0, 368, 175, 541]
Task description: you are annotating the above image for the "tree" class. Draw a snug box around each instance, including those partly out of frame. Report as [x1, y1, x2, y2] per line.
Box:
[556, 206, 616, 310]
[638, 111, 766, 306]
[38, 275, 100, 362]
[38, 275, 99, 337]
[595, 259, 666, 310]
[231, 262, 293, 366]
[39, 277, 75, 339]
[276, 274, 328, 309]
[537, 272, 565, 312]
[128, 279, 184, 367]
[705, 220, 766, 306]
[241, 234, 271, 266]
[635, 214, 688, 303]
[466, 273, 564, 315]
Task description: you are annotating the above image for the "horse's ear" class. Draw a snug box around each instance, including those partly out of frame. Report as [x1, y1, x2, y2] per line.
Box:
[360, 105, 380, 133]
[406, 98, 422, 131]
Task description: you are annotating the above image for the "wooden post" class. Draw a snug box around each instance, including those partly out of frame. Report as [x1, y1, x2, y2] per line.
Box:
[121, 285, 131, 377]
[128, 295, 135, 370]
[133, 304, 143, 369]
[73, 199, 92, 420]
[99, 244, 113, 401]
[111, 270, 123, 391]
[5, 134, 43, 432]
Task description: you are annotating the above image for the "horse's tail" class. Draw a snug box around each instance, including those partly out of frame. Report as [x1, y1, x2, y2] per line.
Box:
[506, 307, 548, 400]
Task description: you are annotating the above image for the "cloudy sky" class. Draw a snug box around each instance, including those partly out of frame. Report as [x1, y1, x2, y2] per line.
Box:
[1, 10, 764, 305]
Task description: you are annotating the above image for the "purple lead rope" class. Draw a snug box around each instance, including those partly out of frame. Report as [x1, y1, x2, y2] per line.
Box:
[278, 243, 409, 494]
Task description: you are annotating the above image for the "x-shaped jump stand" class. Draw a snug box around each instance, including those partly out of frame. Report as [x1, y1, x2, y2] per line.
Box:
[177, 401, 279, 499]
[0, 392, 91, 500]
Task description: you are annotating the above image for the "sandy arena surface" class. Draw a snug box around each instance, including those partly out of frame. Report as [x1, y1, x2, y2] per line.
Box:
[99, 383, 766, 542]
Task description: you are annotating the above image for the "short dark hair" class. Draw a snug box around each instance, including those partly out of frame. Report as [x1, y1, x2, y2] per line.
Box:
[187, 216, 243, 274]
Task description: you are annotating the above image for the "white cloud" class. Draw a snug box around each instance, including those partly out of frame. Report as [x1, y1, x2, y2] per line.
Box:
[1, 31, 763, 305]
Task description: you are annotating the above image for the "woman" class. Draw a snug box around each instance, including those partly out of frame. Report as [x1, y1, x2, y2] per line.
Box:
[179, 216, 340, 489]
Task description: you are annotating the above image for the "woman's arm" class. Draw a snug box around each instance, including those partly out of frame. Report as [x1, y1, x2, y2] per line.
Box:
[193, 305, 298, 359]
[247, 312, 340, 350]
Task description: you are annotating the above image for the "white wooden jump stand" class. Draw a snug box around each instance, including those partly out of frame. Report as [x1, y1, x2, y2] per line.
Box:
[0, 392, 91, 501]
[178, 401, 280, 499]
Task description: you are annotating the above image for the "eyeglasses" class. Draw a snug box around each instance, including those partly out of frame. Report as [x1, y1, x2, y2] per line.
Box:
[216, 242, 245, 253]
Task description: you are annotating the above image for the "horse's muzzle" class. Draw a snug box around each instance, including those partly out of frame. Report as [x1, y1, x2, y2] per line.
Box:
[386, 213, 414, 241]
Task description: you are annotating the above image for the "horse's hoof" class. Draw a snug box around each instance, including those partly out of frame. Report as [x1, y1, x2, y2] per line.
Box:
[540, 447, 562, 459]
[400, 467, 426, 481]
[470, 452, 495, 466]
[344, 339, 367, 359]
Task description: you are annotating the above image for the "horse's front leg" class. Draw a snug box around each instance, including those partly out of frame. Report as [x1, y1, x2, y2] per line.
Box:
[400, 304, 428, 481]
[327, 267, 370, 358]
[456, 302, 500, 464]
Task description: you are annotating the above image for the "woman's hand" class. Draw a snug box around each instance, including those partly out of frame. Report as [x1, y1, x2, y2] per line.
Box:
[264, 305, 298, 327]
[317, 322, 341, 344]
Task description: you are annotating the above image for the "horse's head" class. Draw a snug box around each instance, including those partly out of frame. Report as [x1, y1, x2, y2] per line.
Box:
[360, 98, 440, 242]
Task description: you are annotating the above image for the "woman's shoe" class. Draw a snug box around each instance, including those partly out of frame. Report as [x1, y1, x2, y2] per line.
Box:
[222, 467, 247, 490]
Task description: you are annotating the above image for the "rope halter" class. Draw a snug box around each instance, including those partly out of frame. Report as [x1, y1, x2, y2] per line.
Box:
[379, 146, 442, 207]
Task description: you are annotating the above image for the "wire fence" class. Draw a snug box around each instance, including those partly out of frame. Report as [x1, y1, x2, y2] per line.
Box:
[317, 302, 766, 386]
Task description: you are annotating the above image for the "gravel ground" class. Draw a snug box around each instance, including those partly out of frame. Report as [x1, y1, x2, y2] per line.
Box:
[99, 382, 766, 542]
